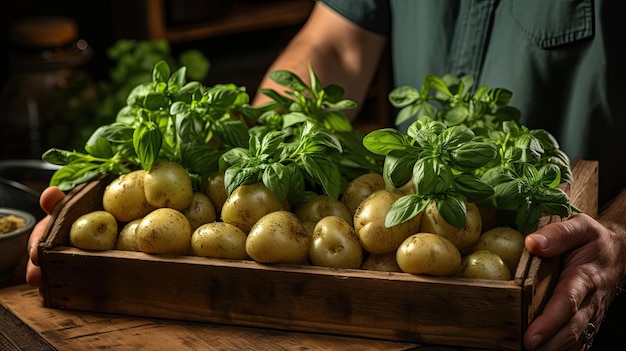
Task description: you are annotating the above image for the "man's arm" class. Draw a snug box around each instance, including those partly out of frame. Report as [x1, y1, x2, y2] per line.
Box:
[253, 2, 388, 120]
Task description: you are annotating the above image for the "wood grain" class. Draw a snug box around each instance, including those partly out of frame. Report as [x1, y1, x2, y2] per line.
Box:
[0, 284, 432, 351]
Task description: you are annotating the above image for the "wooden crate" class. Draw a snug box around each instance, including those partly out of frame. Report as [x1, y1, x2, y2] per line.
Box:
[37, 159, 598, 350]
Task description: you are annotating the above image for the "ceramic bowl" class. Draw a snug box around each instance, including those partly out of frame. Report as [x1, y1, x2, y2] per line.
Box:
[0, 207, 36, 283]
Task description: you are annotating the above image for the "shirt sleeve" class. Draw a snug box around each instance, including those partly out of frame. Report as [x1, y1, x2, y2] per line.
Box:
[318, 0, 391, 35]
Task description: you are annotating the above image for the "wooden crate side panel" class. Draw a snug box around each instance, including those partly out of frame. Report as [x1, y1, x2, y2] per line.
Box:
[40, 248, 523, 350]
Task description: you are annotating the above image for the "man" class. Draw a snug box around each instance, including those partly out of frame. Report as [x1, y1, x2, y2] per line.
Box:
[252, 1, 626, 350]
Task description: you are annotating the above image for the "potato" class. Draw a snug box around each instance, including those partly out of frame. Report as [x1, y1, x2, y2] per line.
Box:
[360, 252, 401, 272]
[302, 221, 317, 237]
[190, 222, 248, 259]
[457, 250, 511, 281]
[419, 201, 482, 254]
[353, 190, 422, 254]
[221, 182, 287, 233]
[69, 211, 118, 250]
[135, 208, 192, 255]
[294, 194, 353, 226]
[116, 218, 142, 251]
[341, 173, 386, 215]
[205, 171, 228, 215]
[309, 216, 363, 269]
[144, 160, 194, 211]
[102, 170, 154, 222]
[183, 192, 217, 231]
[396, 233, 461, 276]
[472, 226, 525, 275]
[245, 210, 310, 264]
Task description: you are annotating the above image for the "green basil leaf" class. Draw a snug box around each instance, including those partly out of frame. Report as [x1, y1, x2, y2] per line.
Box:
[168, 65, 186, 90]
[143, 92, 170, 110]
[322, 83, 345, 102]
[383, 150, 418, 189]
[481, 166, 515, 187]
[269, 70, 310, 93]
[281, 112, 309, 128]
[413, 157, 452, 195]
[322, 111, 353, 132]
[436, 197, 467, 228]
[439, 125, 474, 146]
[133, 121, 161, 170]
[219, 147, 250, 167]
[41, 148, 79, 165]
[300, 154, 341, 200]
[449, 141, 498, 170]
[284, 163, 305, 205]
[263, 162, 289, 202]
[492, 180, 525, 210]
[424, 74, 453, 97]
[384, 194, 428, 228]
[443, 106, 469, 126]
[84, 137, 115, 158]
[537, 163, 562, 188]
[388, 85, 420, 107]
[49, 163, 108, 192]
[224, 165, 261, 196]
[211, 119, 250, 148]
[363, 128, 412, 155]
[180, 142, 221, 177]
[453, 174, 494, 202]
[152, 60, 170, 83]
[515, 202, 543, 235]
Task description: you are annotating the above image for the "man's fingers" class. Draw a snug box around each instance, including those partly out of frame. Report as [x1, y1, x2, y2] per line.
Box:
[524, 267, 594, 350]
[40, 186, 66, 214]
[525, 213, 594, 258]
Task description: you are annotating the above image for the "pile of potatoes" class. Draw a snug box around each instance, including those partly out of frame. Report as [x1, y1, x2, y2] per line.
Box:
[69, 161, 525, 281]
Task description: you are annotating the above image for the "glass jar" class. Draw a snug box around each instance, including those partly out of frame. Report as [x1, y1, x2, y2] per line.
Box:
[0, 16, 95, 160]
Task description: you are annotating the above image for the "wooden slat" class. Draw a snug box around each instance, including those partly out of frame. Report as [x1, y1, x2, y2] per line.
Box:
[0, 284, 427, 351]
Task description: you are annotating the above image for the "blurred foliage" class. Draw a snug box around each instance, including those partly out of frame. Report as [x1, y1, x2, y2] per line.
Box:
[68, 39, 210, 151]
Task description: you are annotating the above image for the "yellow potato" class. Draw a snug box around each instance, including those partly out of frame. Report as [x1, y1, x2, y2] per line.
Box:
[190, 222, 248, 259]
[353, 190, 422, 255]
[221, 182, 286, 233]
[472, 226, 525, 275]
[69, 211, 118, 250]
[102, 170, 154, 222]
[183, 192, 217, 231]
[341, 173, 386, 215]
[294, 194, 353, 226]
[136, 208, 192, 255]
[360, 252, 401, 272]
[205, 171, 228, 215]
[419, 201, 482, 254]
[144, 160, 193, 211]
[245, 210, 310, 264]
[457, 250, 511, 281]
[309, 216, 363, 269]
[396, 233, 461, 276]
[116, 218, 142, 251]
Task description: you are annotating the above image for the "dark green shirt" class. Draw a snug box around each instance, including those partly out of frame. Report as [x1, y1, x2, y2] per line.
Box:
[320, 0, 625, 207]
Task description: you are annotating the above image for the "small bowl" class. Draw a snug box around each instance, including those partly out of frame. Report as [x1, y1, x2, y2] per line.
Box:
[0, 207, 36, 283]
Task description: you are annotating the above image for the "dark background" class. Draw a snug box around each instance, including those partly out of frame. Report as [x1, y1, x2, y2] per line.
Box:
[0, 0, 304, 91]
[0, 0, 313, 160]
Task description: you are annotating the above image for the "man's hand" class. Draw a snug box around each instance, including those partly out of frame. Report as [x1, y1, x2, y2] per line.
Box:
[523, 213, 625, 350]
[25, 186, 66, 300]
